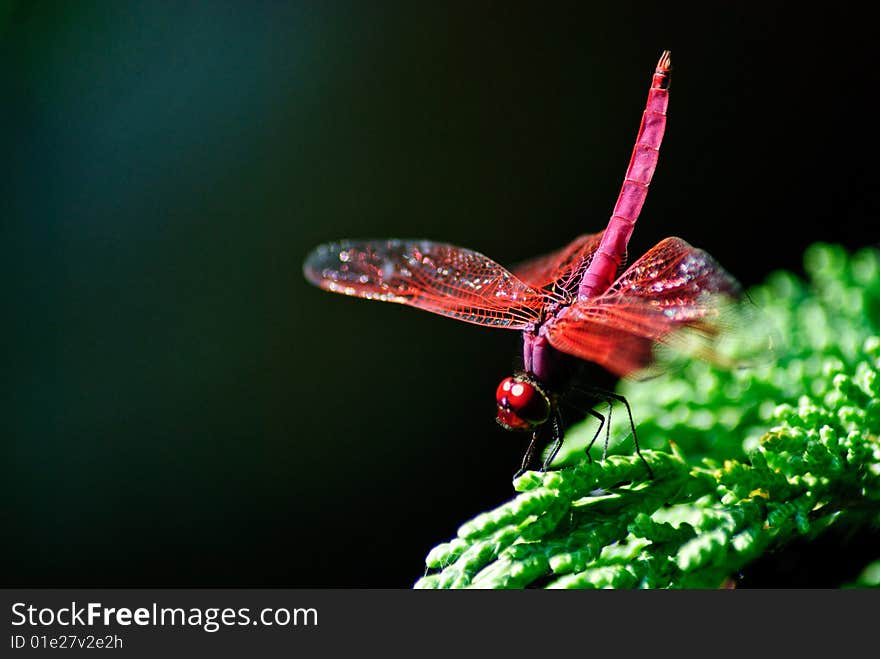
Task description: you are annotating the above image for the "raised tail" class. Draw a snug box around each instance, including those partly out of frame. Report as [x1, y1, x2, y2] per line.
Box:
[578, 50, 672, 300]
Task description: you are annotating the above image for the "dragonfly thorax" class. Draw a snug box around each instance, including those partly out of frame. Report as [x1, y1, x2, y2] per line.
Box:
[495, 375, 551, 431]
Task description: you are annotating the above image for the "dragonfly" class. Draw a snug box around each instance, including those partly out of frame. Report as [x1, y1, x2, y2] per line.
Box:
[304, 51, 745, 478]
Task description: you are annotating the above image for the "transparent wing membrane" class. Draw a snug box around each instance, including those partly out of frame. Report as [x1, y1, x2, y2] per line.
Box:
[303, 239, 544, 328]
[545, 237, 763, 378]
[512, 232, 604, 297]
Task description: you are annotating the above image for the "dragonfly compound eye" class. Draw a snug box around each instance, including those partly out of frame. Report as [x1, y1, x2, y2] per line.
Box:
[495, 376, 551, 430]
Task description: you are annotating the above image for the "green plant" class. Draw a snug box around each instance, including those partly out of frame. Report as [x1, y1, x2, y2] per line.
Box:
[415, 243, 880, 589]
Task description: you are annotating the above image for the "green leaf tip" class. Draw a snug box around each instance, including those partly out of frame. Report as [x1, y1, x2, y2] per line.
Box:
[415, 243, 880, 589]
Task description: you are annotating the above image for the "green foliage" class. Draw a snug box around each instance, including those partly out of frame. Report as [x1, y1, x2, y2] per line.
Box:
[415, 244, 880, 588]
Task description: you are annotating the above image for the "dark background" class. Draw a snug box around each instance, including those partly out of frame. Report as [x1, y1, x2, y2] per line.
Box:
[3, 2, 877, 587]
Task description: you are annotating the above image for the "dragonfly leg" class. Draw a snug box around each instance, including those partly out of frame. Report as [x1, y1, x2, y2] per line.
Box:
[514, 431, 540, 479]
[541, 410, 565, 472]
[602, 399, 613, 460]
[583, 407, 605, 463]
[600, 391, 653, 479]
[571, 385, 653, 478]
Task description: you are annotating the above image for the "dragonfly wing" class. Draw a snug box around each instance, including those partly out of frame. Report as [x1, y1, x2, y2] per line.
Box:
[544, 237, 749, 378]
[512, 232, 605, 295]
[304, 239, 544, 328]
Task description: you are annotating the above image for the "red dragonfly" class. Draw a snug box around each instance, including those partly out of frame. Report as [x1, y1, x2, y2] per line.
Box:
[304, 51, 743, 478]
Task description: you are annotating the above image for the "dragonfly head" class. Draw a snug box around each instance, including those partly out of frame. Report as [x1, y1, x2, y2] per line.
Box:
[495, 375, 551, 431]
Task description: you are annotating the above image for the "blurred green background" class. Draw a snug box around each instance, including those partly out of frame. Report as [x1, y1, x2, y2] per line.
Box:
[3, 2, 876, 586]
